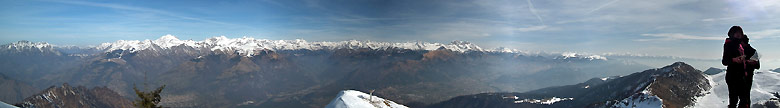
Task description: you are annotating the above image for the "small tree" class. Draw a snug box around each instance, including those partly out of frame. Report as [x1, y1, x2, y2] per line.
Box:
[133, 84, 165, 108]
[369, 89, 375, 102]
[773, 92, 779, 99]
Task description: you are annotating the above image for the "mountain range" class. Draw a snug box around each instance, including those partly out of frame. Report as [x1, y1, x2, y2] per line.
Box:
[0, 35, 734, 107]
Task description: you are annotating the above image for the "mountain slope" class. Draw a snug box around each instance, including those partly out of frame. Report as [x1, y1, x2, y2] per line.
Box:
[0, 73, 39, 104]
[427, 62, 711, 108]
[13, 83, 133, 108]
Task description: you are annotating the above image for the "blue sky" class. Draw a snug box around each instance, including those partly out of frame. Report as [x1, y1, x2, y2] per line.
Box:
[1, 0, 779, 61]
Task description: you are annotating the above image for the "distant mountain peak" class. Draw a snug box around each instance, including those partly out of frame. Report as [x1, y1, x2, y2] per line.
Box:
[449, 40, 471, 45]
[0, 40, 61, 55]
[618, 62, 709, 107]
[153, 34, 198, 48]
[5, 40, 53, 49]
[557, 52, 608, 61]
[669, 61, 689, 67]
[157, 34, 180, 41]
[702, 67, 725, 75]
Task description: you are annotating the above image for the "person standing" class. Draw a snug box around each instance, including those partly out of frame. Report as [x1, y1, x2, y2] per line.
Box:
[722, 26, 760, 108]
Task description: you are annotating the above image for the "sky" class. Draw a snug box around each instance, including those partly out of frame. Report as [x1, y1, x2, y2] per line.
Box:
[1, 0, 779, 61]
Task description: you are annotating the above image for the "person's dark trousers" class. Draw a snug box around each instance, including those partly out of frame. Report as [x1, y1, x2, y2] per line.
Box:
[726, 74, 745, 108]
[739, 75, 753, 107]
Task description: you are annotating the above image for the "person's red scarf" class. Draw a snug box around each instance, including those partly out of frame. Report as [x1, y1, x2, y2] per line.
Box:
[738, 43, 749, 76]
[727, 38, 749, 76]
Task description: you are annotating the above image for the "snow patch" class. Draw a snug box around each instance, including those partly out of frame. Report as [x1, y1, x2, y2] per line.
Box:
[325, 90, 408, 108]
[509, 96, 574, 105]
[612, 90, 663, 108]
[694, 71, 780, 107]
[502, 95, 520, 100]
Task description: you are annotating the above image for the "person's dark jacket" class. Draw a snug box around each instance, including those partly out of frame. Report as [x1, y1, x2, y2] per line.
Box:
[722, 37, 760, 77]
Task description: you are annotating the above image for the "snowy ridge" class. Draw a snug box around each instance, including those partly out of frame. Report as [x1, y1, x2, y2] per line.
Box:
[2, 40, 54, 52]
[557, 52, 608, 60]
[612, 90, 663, 108]
[96, 34, 200, 52]
[0, 40, 64, 55]
[325, 90, 408, 108]
[95, 35, 494, 56]
[487, 47, 525, 53]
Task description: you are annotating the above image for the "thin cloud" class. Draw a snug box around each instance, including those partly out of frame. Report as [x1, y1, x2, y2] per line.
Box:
[701, 16, 742, 22]
[635, 33, 723, 41]
[45, 0, 237, 26]
[750, 29, 780, 39]
[526, 0, 544, 24]
[515, 25, 548, 32]
[587, 0, 621, 14]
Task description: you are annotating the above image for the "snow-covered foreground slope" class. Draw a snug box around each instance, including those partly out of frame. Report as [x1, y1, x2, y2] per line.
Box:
[325, 90, 408, 108]
[612, 90, 663, 108]
[695, 71, 780, 107]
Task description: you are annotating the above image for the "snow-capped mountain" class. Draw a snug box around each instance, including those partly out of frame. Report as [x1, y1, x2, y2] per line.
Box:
[96, 35, 200, 53]
[325, 90, 408, 108]
[2, 40, 54, 51]
[0, 40, 61, 56]
[556, 52, 608, 61]
[94, 35, 491, 56]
